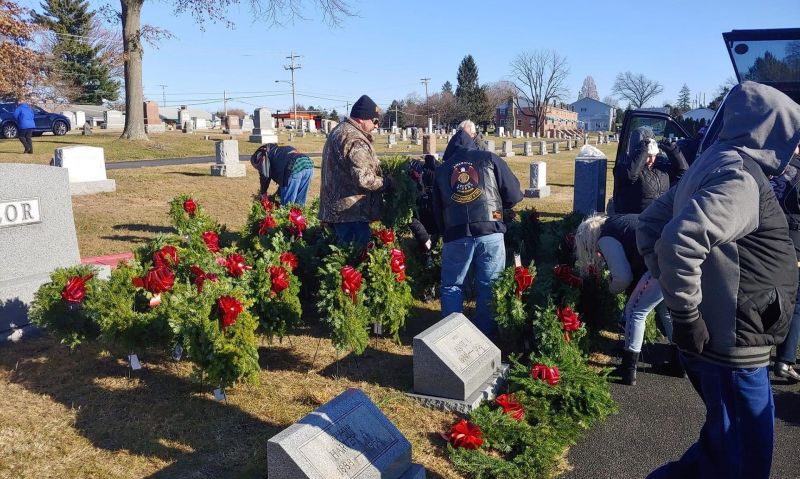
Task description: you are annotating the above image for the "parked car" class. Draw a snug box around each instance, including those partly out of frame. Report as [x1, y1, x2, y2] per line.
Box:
[612, 28, 800, 208]
[0, 103, 72, 139]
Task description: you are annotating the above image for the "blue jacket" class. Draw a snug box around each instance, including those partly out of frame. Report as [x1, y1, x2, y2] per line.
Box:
[442, 129, 479, 162]
[13, 103, 35, 129]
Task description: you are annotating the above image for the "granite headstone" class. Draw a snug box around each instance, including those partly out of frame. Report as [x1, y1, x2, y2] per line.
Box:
[0, 164, 81, 338]
[524, 161, 551, 198]
[268, 388, 426, 479]
[573, 145, 607, 215]
[211, 140, 245, 177]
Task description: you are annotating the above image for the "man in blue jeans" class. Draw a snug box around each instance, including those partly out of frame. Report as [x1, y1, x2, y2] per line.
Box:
[433, 123, 522, 336]
[250, 143, 314, 205]
[637, 82, 800, 479]
[13, 100, 35, 154]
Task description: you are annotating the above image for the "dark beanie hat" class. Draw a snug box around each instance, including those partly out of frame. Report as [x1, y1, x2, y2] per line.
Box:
[350, 95, 380, 120]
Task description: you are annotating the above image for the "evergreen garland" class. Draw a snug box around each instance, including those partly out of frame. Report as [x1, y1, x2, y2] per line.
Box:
[168, 194, 218, 238]
[249, 252, 303, 341]
[492, 262, 537, 334]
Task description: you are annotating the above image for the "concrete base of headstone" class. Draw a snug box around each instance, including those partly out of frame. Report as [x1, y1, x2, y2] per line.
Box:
[70, 179, 116, 196]
[145, 124, 166, 134]
[224, 129, 243, 135]
[249, 133, 278, 144]
[406, 364, 509, 413]
[211, 163, 246, 178]
[524, 186, 551, 198]
[412, 139, 422, 146]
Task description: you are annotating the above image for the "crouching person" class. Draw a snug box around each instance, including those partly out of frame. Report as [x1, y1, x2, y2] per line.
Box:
[250, 143, 314, 205]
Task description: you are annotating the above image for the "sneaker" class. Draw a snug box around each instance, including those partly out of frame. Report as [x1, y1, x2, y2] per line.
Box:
[773, 361, 800, 383]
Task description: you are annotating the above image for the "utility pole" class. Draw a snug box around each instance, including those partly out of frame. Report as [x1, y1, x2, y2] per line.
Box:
[157, 84, 167, 106]
[420, 77, 430, 117]
[284, 52, 302, 131]
[223, 90, 227, 117]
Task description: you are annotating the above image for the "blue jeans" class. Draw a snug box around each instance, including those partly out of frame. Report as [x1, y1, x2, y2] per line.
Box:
[279, 167, 312, 206]
[332, 222, 371, 247]
[646, 354, 774, 479]
[441, 233, 505, 336]
[776, 282, 800, 364]
[624, 272, 673, 353]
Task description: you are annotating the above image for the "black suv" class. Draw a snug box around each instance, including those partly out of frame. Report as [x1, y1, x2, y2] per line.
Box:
[0, 103, 72, 139]
[614, 28, 800, 187]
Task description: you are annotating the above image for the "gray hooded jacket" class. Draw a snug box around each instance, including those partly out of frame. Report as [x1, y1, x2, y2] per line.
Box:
[637, 81, 800, 368]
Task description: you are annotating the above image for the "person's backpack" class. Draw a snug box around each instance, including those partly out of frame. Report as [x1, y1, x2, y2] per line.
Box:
[250, 145, 270, 178]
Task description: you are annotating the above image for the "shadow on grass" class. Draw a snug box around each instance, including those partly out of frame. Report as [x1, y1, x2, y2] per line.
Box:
[319, 345, 413, 391]
[257, 342, 317, 373]
[100, 234, 157, 244]
[112, 223, 176, 234]
[0, 338, 280, 478]
[169, 171, 208, 177]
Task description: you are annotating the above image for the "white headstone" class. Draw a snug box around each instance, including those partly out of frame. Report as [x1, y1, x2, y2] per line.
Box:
[72, 111, 86, 129]
[52, 146, 116, 195]
[250, 108, 278, 144]
[524, 161, 551, 198]
[539, 141, 547, 155]
[500, 140, 515, 157]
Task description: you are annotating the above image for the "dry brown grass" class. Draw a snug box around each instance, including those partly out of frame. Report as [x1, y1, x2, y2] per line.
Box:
[0, 141, 620, 479]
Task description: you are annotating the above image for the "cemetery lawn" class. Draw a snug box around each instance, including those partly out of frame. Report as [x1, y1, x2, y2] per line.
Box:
[0, 142, 619, 479]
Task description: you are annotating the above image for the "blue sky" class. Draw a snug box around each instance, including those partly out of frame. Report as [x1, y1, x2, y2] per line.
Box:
[34, 0, 800, 113]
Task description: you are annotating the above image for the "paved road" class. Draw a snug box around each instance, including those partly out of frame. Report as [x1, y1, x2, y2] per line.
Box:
[106, 151, 408, 170]
[563, 344, 800, 479]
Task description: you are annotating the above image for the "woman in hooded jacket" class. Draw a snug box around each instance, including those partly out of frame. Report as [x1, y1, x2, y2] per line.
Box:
[613, 126, 688, 214]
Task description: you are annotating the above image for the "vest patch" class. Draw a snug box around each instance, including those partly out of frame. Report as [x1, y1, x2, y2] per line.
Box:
[450, 161, 483, 204]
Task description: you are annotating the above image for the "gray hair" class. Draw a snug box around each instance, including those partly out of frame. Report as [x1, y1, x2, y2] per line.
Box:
[458, 119, 476, 136]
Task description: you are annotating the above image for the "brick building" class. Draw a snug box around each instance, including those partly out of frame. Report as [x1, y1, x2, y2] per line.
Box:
[495, 99, 579, 137]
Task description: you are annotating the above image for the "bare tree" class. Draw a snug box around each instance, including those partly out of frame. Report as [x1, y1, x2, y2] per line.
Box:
[510, 50, 569, 136]
[578, 75, 599, 100]
[601, 95, 619, 109]
[119, 0, 353, 140]
[611, 71, 664, 109]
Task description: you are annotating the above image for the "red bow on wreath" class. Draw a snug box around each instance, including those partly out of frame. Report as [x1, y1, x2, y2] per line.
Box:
[153, 245, 179, 268]
[495, 393, 525, 421]
[224, 253, 252, 278]
[217, 295, 243, 329]
[202, 231, 221, 253]
[189, 266, 218, 293]
[279, 251, 299, 271]
[375, 228, 395, 245]
[340, 266, 363, 303]
[514, 266, 534, 297]
[133, 266, 175, 294]
[390, 248, 406, 282]
[531, 363, 560, 386]
[183, 198, 197, 216]
[61, 274, 94, 304]
[557, 306, 581, 342]
[553, 264, 583, 288]
[269, 266, 290, 295]
[258, 215, 277, 235]
[259, 194, 273, 212]
[449, 419, 483, 449]
[288, 207, 307, 237]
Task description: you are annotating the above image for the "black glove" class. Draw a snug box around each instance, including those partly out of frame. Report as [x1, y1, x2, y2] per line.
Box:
[670, 309, 710, 354]
[381, 175, 394, 193]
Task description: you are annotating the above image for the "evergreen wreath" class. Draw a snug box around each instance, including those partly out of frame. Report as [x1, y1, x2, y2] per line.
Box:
[317, 245, 371, 354]
[28, 264, 102, 349]
[379, 155, 420, 230]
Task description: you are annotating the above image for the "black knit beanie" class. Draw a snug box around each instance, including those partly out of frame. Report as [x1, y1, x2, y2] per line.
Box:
[350, 95, 380, 120]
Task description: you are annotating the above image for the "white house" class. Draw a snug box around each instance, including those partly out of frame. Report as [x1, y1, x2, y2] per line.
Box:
[570, 97, 615, 132]
[682, 107, 715, 123]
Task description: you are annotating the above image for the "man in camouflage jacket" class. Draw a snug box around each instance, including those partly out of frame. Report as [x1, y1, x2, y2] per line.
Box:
[318, 95, 391, 245]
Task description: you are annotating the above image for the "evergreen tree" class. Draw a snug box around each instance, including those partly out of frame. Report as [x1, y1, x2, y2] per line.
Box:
[33, 0, 120, 103]
[455, 55, 492, 125]
[677, 84, 691, 112]
[442, 80, 453, 94]
[328, 109, 340, 121]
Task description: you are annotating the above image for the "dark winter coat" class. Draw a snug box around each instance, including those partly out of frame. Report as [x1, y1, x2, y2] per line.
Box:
[770, 154, 800, 260]
[261, 144, 307, 190]
[637, 81, 800, 368]
[599, 214, 646, 294]
[433, 148, 523, 243]
[613, 127, 688, 214]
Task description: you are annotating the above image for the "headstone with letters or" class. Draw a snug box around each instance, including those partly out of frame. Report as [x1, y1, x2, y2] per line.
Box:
[408, 313, 507, 412]
[267, 388, 426, 479]
[0, 164, 81, 339]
